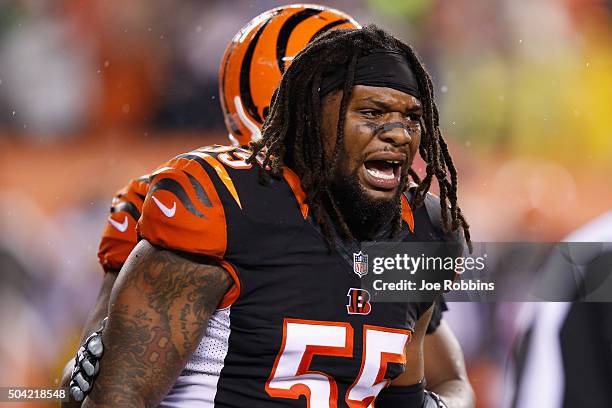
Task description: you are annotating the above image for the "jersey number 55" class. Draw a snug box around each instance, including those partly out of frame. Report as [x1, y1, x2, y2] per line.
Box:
[266, 318, 411, 408]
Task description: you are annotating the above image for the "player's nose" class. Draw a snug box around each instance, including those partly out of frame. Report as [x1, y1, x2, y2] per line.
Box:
[377, 119, 412, 147]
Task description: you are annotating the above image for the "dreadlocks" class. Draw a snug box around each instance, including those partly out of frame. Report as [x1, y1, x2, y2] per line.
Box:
[249, 25, 472, 251]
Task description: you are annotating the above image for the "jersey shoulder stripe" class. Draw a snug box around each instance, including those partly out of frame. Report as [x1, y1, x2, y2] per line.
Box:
[175, 149, 242, 209]
[98, 175, 150, 272]
[137, 148, 228, 259]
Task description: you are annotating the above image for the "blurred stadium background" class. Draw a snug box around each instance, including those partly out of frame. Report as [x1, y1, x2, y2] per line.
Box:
[0, 1, 610, 407]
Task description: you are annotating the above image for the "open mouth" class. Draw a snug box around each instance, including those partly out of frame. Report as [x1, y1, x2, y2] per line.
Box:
[361, 152, 406, 191]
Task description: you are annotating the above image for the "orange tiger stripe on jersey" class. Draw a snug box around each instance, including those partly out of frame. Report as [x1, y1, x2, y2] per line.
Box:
[138, 161, 228, 259]
[98, 175, 149, 272]
[218, 260, 241, 309]
[185, 149, 243, 209]
[283, 166, 308, 219]
[401, 194, 415, 233]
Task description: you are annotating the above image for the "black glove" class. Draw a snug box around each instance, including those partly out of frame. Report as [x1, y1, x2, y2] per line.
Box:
[69, 317, 106, 402]
[423, 390, 448, 408]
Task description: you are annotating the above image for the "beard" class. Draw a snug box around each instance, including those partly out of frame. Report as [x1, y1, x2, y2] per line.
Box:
[328, 161, 405, 241]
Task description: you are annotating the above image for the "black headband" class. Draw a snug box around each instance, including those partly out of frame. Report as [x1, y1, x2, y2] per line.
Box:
[319, 49, 420, 99]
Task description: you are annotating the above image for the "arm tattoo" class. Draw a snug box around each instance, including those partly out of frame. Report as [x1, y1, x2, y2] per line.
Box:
[83, 240, 232, 408]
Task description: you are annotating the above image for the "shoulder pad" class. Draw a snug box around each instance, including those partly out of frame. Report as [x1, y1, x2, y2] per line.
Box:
[137, 150, 228, 258]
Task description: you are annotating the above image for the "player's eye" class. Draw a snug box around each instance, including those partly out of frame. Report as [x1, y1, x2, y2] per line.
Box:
[404, 113, 421, 122]
[361, 109, 383, 119]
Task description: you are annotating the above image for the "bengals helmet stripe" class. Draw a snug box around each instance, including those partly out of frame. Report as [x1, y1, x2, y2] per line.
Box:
[308, 18, 351, 42]
[219, 4, 361, 147]
[276, 8, 323, 73]
[238, 17, 274, 127]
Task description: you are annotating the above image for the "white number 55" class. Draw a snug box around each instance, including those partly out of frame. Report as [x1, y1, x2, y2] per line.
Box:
[265, 318, 411, 408]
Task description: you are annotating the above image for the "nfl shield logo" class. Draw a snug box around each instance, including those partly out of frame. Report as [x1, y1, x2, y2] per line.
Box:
[353, 251, 368, 277]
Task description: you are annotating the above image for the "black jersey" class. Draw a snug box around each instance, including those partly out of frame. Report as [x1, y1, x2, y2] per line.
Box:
[137, 145, 459, 408]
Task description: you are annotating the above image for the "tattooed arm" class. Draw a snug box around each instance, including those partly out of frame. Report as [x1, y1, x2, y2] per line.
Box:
[81, 239, 232, 408]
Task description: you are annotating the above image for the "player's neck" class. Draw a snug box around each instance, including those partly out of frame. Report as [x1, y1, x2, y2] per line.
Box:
[325, 196, 400, 242]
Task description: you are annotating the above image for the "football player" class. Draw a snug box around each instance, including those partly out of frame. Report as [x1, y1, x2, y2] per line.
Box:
[63, 6, 473, 408]
[74, 24, 474, 408]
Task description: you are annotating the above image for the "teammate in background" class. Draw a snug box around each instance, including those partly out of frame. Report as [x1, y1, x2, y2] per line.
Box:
[64, 10, 360, 398]
[77, 25, 473, 408]
[63, 6, 473, 408]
